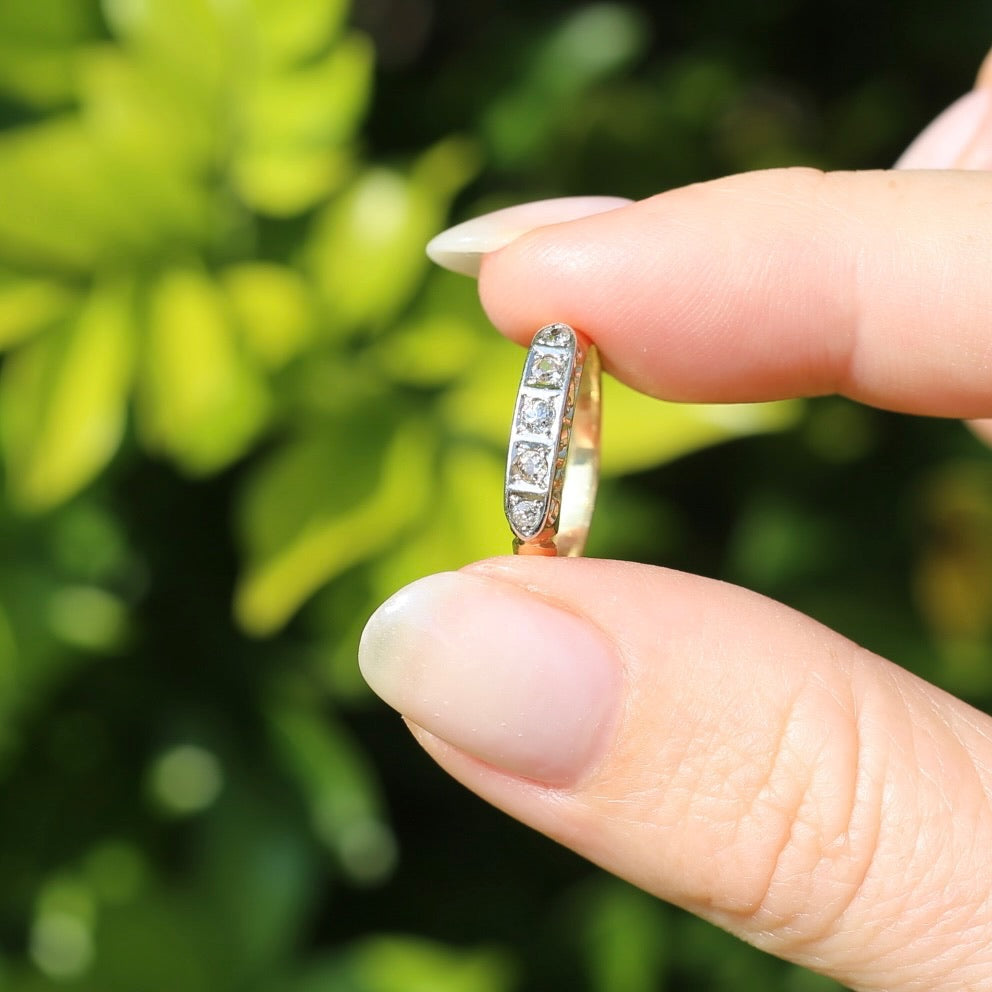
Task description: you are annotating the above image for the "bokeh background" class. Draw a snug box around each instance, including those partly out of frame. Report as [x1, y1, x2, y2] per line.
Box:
[0, 1, 990, 989]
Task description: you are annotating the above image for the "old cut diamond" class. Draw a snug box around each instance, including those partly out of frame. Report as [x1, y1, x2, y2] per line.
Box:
[533, 323, 574, 348]
[518, 396, 555, 435]
[508, 496, 544, 536]
[525, 351, 568, 389]
[509, 443, 550, 487]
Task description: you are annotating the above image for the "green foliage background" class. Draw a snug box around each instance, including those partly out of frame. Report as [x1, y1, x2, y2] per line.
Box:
[0, 1, 990, 989]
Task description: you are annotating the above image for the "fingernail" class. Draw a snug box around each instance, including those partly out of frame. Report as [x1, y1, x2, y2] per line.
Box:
[426, 196, 631, 277]
[896, 88, 992, 169]
[358, 571, 621, 785]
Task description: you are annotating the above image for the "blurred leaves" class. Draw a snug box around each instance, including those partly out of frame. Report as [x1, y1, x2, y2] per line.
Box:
[235, 418, 433, 635]
[1, 279, 134, 511]
[0, 0, 101, 108]
[291, 936, 515, 992]
[137, 267, 270, 473]
[307, 139, 481, 332]
[483, 4, 650, 166]
[0, 0, 983, 990]
[269, 701, 395, 883]
[600, 381, 802, 475]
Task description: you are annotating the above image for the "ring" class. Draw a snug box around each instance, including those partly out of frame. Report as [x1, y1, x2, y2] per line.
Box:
[504, 322, 601, 556]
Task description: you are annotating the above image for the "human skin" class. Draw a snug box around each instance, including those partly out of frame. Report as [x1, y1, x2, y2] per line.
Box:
[360, 52, 992, 991]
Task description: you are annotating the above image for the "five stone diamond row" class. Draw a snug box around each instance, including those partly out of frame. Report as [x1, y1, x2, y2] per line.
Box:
[504, 322, 585, 549]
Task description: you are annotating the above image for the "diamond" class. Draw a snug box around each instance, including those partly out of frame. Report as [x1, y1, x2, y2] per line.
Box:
[533, 323, 574, 348]
[518, 395, 555, 435]
[525, 351, 568, 388]
[508, 495, 545, 536]
[509, 443, 550, 487]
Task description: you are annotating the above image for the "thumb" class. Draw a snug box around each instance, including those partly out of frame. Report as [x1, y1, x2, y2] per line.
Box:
[360, 558, 992, 992]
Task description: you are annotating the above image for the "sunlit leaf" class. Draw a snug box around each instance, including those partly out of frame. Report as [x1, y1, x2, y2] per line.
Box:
[234, 417, 433, 635]
[231, 147, 353, 217]
[0, 279, 134, 511]
[233, 34, 373, 215]
[374, 268, 490, 387]
[439, 336, 524, 445]
[0, 273, 77, 352]
[76, 46, 216, 175]
[248, 0, 350, 69]
[375, 314, 484, 388]
[268, 702, 394, 883]
[290, 937, 515, 992]
[136, 267, 270, 474]
[306, 139, 480, 332]
[242, 34, 374, 152]
[372, 445, 506, 598]
[101, 0, 232, 107]
[601, 378, 803, 475]
[0, 120, 210, 271]
[0, 122, 138, 271]
[221, 263, 315, 370]
[307, 168, 435, 332]
[0, 0, 101, 107]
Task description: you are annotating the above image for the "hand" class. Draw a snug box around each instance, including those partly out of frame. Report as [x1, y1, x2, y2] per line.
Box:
[360, 55, 992, 992]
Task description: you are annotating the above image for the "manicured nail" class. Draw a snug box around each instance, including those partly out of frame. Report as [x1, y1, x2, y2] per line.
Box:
[896, 88, 992, 169]
[426, 196, 632, 277]
[359, 571, 621, 785]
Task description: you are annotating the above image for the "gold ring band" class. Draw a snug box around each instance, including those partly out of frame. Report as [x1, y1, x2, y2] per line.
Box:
[503, 323, 601, 556]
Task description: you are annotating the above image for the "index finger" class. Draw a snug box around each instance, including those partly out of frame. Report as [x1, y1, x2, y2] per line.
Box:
[478, 168, 992, 418]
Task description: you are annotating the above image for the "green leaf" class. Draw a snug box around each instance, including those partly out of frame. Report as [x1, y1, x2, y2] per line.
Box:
[307, 168, 436, 332]
[439, 336, 526, 445]
[102, 0, 233, 106]
[247, 0, 351, 69]
[241, 33, 374, 151]
[348, 937, 516, 992]
[306, 139, 481, 333]
[220, 263, 315, 370]
[231, 147, 354, 218]
[576, 879, 669, 992]
[136, 267, 270, 474]
[372, 445, 507, 597]
[234, 417, 433, 635]
[75, 46, 216, 176]
[601, 377, 803, 475]
[197, 782, 318, 981]
[268, 703, 394, 884]
[0, 119, 210, 271]
[0, 600, 20, 759]
[0, 280, 134, 511]
[0, 0, 101, 107]
[482, 4, 648, 165]
[233, 34, 373, 215]
[0, 273, 77, 351]
[289, 937, 516, 992]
